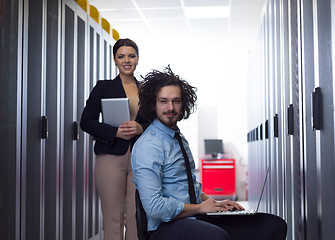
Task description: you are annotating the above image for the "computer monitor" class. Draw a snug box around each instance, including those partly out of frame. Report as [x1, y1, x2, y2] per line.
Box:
[204, 139, 224, 158]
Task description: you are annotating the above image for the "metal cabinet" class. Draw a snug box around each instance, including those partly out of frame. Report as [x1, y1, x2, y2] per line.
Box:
[201, 158, 236, 199]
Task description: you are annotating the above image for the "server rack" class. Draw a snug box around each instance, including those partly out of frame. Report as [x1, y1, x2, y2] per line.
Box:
[0, 0, 117, 239]
[247, 0, 335, 240]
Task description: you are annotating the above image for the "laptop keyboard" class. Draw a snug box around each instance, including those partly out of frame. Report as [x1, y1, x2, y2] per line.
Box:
[206, 209, 256, 215]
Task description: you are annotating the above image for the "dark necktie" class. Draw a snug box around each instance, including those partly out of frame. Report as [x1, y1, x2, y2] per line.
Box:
[174, 132, 196, 204]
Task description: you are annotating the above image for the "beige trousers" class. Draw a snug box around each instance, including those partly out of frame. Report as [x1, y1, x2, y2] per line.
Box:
[95, 149, 137, 240]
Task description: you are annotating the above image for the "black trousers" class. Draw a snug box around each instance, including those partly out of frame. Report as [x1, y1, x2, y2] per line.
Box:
[149, 213, 287, 240]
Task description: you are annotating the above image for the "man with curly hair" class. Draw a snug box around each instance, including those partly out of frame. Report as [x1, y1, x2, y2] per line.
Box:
[131, 66, 287, 240]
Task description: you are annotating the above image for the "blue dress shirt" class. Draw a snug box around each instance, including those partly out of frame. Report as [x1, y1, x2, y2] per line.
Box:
[131, 119, 203, 231]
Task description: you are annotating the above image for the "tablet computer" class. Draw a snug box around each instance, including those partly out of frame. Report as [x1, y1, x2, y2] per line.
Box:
[101, 98, 130, 127]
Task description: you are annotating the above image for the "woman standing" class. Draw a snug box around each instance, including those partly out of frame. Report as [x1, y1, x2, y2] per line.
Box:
[80, 38, 148, 240]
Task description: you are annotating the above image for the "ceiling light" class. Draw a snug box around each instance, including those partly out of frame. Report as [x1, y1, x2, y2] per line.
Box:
[184, 6, 230, 19]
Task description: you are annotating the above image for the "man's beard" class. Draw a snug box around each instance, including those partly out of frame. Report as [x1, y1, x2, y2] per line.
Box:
[157, 112, 179, 129]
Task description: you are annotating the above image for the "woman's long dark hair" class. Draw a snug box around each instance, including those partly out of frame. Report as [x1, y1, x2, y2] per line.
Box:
[138, 66, 197, 122]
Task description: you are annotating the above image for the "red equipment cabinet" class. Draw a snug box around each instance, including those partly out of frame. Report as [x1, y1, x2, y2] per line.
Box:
[200, 158, 236, 198]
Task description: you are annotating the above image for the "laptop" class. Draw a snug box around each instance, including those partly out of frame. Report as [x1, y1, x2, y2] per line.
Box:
[101, 98, 130, 127]
[206, 166, 270, 216]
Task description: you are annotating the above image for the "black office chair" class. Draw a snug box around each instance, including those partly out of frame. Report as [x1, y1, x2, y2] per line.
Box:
[135, 189, 149, 240]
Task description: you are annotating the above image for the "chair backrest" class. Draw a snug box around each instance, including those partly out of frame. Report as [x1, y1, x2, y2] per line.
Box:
[135, 189, 149, 240]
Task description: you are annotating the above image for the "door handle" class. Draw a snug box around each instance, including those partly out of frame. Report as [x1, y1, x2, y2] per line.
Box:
[265, 120, 269, 139]
[288, 104, 294, 135]
[41, 116, 48, 139]
[73, 121, 79, 140]
[274, 114, 278, 138]
[311, 87, 322, 130]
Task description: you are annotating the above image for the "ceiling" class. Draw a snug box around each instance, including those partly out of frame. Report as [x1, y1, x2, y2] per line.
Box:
[89, 0, 266, 48]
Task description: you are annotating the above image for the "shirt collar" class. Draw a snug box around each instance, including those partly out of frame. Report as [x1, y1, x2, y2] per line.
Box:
[152, 119, 179, 138]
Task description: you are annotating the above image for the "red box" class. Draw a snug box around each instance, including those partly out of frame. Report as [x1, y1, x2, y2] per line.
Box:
[200, 158, 236, 197]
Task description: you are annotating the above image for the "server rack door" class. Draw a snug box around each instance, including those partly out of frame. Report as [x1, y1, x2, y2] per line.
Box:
[263, 15, 271, 214]
[87, 17, 103, 238]
[279, 0, 290, 221]
[297, 1, 307, 239]
[300, 0, 318, 239]
[75, 7, 88, 240]
[0, 0, 22, 239]
[265, 2, 274, 214]
[258, 6, 265, 213]
[95, 29, 102, 237]
[252, 20, 266, 210]
[24, 0, 47, 239]
[62, 2, 76, 239]
[315, 1, 335, 239]
[87, 25, 96, 239]
[288, 0, 305, 239]
[268, 0, 277, 216]
[274, 0, 284, 217]
[279, 1, 293, 239]
[44, 0, 61, 239]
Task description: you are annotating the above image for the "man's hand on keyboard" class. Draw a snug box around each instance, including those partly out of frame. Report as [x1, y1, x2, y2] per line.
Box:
[215, 199, 245, 212]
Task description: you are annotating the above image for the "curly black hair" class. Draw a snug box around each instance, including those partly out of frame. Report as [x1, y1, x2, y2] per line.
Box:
[138, 66, 197, 122]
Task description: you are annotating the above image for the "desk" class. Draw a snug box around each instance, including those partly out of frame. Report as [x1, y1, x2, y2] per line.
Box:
[200, 158, 236, 199]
